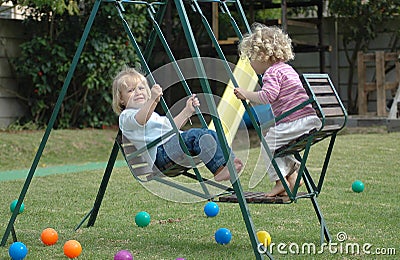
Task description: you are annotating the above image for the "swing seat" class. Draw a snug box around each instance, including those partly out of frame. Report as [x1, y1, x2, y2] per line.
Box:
[116, 132, 203, 180]
[219, 73, 347, 204]
[115, 130, 234, 202]
[274, 73, 347, 157]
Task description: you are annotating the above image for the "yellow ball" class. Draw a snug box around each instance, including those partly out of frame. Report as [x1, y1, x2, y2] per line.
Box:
[257, 231, 271, 247]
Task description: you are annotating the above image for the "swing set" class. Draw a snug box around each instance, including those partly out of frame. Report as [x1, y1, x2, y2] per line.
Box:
[2, 1, 347, 259]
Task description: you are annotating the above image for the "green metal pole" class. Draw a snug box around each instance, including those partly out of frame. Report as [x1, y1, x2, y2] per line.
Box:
[145, 5, 207, 127]
[190, 0, 262, 140]
[86, 135, 120, 227]
[302, 172, 332, 243]
[173, 1, 265, 259]
[233, 0, 251, 33]
[143, 1, 168, 60]
[0, 0, 102, 247]
[115, 2, 212, 197]
[317, 133, 337, 192]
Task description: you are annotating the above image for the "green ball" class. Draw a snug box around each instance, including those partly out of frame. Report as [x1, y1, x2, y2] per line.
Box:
[351, 180, 365, 193]
[135, 211, 150, 227]
[10, 199, 25, 214]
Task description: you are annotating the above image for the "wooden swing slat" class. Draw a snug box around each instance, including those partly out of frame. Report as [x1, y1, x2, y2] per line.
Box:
[309, 85, 333, 94]
[320, 106, 345, 117]
[315, 95, 339, 105]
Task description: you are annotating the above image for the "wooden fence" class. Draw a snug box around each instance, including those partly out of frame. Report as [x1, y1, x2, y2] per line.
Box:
[357, 51, 400, 116]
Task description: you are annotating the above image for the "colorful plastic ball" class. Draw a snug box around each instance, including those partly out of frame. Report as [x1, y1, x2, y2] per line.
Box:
[204, 201, 219, 217]
[214, 228, 232, 245]
[10, 200, 24, 214]
[135, 211, 151, 227]
[40, 228, 58, 246]
[63, 240, 82, 259]
[114, 249, 133, 260]
[9, 241, 28, 260]
[352, 180, 365, 193]
[256, 230, 271, 247]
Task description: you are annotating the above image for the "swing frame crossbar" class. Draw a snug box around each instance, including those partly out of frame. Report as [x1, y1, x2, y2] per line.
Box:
[1, 1, 347, 259]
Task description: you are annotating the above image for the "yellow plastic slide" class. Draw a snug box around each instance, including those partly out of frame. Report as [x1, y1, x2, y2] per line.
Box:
[209, 58, 259, 145]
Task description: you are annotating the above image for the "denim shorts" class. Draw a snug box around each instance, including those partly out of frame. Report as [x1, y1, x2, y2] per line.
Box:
[154, 128, 232, 174]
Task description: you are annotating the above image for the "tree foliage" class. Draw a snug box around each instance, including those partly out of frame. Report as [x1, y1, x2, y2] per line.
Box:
[10, 0, 149, 128]
[0, 0, 79, 16]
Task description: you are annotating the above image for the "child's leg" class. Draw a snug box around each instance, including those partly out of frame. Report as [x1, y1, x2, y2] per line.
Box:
[164, 128, 243, 181]
[275, 171, 304, 197]
[263, 116, 321, 196]
[265, 157, 299, 197]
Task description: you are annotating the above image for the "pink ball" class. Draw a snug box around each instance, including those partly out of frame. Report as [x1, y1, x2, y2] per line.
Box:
[114, 250, 133, 260]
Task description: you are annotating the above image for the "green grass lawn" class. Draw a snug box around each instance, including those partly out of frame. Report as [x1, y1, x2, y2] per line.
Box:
[0, 128, 399, 259]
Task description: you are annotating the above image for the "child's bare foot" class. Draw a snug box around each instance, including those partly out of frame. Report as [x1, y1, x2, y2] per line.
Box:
[279, 163, 301, 195]
[287, 171, 304, 190]
[274, 171, 304, 196]
[265, 179, 289, 197]
[214, 158, 244, 182]
[234, 158, 243, 173]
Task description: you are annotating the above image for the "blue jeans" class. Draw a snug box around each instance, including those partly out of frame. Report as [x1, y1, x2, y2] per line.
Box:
[154, 128, 233, 174]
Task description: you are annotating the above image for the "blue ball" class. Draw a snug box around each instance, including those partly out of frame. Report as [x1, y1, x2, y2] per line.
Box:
[9, 242, 28, 260]
[352, 180, 365, 193]
[215, 228, 232, 245]
[204, 202, 219, 217]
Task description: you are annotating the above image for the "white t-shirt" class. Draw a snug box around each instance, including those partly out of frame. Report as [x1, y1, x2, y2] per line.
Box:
[119, 108, 175, 164]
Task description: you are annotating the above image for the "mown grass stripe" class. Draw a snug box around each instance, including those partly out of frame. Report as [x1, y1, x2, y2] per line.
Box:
[0, 160, 126, 181]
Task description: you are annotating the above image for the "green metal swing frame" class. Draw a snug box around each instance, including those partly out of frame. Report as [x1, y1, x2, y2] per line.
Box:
[1, 1, 348, 259]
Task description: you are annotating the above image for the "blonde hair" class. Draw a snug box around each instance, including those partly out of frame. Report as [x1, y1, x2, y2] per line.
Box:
[112, 67, 151, 115]
[238, 23, 294, 64]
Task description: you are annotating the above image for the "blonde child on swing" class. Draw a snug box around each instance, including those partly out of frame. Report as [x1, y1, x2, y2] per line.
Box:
[233, 24, 321, 197]
[112, 67, 243, 182]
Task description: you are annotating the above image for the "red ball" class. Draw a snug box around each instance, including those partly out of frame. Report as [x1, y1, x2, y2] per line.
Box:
[40, 228, 58, 246]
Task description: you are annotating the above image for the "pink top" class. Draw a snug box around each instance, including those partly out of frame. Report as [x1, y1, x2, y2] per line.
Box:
[257, 62, 316, 124]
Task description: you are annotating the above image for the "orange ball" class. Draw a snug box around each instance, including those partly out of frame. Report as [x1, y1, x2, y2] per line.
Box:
[41, 228, 58, 246]
[63, 240, 82, 259]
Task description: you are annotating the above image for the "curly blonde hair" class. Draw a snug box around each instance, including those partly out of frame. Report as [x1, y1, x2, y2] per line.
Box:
[111, 67, 151, 115]
[238, 23, 294, 64]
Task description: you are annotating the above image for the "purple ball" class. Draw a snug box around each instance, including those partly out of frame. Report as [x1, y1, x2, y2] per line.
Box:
[114, 250, 133, 260]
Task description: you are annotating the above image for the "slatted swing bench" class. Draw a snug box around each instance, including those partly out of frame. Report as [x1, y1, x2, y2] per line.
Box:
[218, 73, 347, 243]
[116, 130, 235, 199]
[273, 73, 347, 158]
[117, 133, 196, 180]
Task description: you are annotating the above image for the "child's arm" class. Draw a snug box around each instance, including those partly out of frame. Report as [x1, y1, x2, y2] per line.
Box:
[174, 94, 199, 129]
[234, 88, 264, 104]
[133, 84, 163, 126]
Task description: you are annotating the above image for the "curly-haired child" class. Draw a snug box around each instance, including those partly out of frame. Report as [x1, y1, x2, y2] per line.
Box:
[234, 24, 321, 197]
